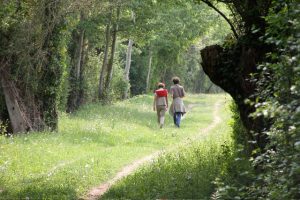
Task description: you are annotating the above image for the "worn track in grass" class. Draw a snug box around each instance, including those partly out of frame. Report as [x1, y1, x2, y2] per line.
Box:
[84, 100, 222, 200]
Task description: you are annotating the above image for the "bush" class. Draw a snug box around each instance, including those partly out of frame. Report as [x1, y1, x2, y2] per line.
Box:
[216, 1, 300, 199]
[229, 102, 251, 156]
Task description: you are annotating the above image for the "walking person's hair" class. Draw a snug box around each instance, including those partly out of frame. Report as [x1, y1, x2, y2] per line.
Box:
[157, 82, 165, 88]
[172, 77, 180, 84]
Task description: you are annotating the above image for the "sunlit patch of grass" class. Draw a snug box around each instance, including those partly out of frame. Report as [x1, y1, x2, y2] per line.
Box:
[0, 94, 228, 199]
[101, 95, 233, 199]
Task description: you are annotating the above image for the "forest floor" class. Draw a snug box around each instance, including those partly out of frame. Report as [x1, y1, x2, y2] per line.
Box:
[0, 94, 231, 199]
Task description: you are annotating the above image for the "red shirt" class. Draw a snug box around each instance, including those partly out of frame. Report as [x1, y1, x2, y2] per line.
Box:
[155, 89, 168, 97]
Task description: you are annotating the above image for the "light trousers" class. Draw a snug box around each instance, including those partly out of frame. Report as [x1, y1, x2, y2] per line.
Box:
[156, 105, 166, 125]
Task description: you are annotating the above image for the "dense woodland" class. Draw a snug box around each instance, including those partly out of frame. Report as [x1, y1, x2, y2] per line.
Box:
[0, 0, 227, 134]
[0, 0, 299, 199]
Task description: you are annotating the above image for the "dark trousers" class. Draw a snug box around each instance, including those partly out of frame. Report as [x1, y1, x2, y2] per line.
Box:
[173, 112, 182, 127]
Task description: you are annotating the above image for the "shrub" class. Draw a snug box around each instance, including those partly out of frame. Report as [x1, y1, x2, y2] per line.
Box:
[216, 1, 300, 199]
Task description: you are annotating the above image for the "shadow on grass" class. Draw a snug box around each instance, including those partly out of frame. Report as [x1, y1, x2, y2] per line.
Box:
[0, 183, 78, 200]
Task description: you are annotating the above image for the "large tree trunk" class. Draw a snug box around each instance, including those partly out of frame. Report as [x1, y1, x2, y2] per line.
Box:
[146, 50, 152, 93]
[199, 0, 273, 149]
[37, 0, 65, 131]
[0, 63, 45, 133]
[0, 0, 65, 134]
[105, 7, 120, 94]
[123, 39, 133, 99]
[200, 42, 270, 149]
[0, 69, 30, 133]
[98, 14, 112, 100]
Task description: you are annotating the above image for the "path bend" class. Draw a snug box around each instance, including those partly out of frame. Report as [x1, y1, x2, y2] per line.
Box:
[84, 100, 222, 200]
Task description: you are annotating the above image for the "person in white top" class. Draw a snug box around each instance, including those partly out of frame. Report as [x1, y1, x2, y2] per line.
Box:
[170, 77, 186, 128]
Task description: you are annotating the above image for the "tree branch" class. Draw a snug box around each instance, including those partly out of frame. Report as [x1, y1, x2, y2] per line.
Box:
[201, 0, 239, 39]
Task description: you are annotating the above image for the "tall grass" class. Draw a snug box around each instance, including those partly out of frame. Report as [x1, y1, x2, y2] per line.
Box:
[0, 94, 227, 199]
[101, 96, 233, 199]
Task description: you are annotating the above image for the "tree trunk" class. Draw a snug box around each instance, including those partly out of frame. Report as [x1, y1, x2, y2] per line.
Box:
[200, 43, 270, 149]
[105, 7, 120, 94]
[146, 50, 153, 93]
[76, 29, 85, 80]
[123, 39, 133, 99]
[198, 0, 274, 149]
[36, 0, 65, 131]
[0, 70, 30, 133]
[0, 0, 65, 133]
[67, 28, 86, 113]
[77, 36, 88, 106]
[98, 14, 112, 100]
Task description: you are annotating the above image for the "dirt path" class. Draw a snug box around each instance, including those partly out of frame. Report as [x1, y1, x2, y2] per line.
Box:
[84, 100, 222, 200]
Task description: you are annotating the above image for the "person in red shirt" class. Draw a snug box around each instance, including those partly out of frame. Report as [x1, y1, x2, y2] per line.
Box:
[153, 82, 168, 128]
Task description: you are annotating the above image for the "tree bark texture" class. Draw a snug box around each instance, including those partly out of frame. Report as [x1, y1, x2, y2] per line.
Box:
[77, 36, 88, 106]
[98, 15, 112, 100]
[76, 29, 85, 80]
[146, 50, 153, 93]
[67, 28, 86, 113]
[199, 0, 273, 149]
[123, 39, 133, 99]
[200, 42, 270, 149]
[0, 0, 66, 133]
[105, 6, 120, 94]
[1, 70, 30, 133]
[36, 0, 65, 131]
[0, 63, 46, 133]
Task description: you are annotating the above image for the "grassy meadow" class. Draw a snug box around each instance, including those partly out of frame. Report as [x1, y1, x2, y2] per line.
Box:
[101, 94, 233, 199]
[0, 94, 230, 199]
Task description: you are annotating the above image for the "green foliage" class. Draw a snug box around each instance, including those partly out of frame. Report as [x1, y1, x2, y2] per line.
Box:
[215, 1, 300, 199]
[128, 49, 150, 95]
[181, 45, 223, 93]
[83, 50, 102, 103]
[247, 1, 300, 198]
[109, 57, 130, 102]
[213, 102, 255, 199]
[229, 101, 251, 155]
[148, 1, 229, 85]
[1, 0, 231, 127]
[39, 19, 71, 129]
[0, 121, 8, 136]
[0, 90, 7, 125]
[126, 1, 230, 94]
[0, 0, 82, 131]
